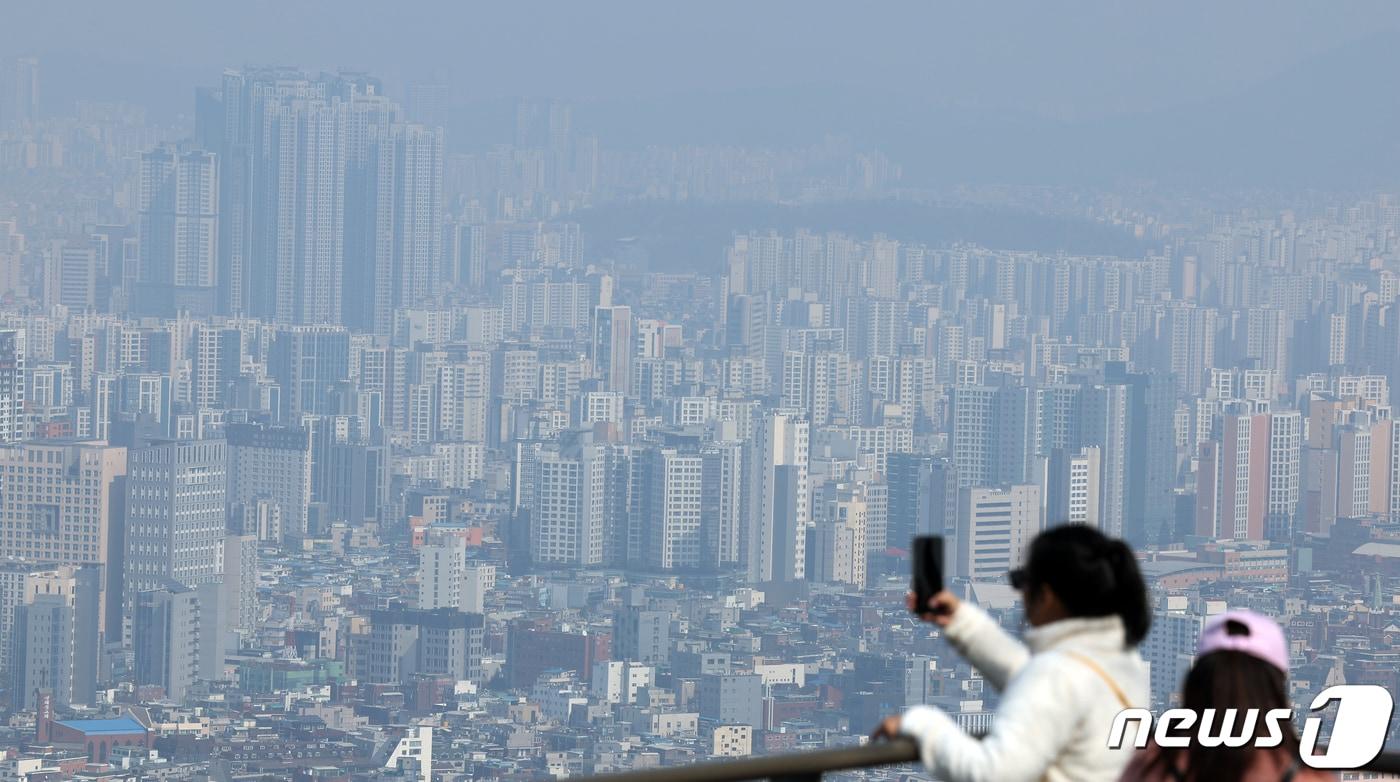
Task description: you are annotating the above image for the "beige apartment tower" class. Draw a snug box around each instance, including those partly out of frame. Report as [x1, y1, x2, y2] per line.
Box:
[0, 442, 127, 636]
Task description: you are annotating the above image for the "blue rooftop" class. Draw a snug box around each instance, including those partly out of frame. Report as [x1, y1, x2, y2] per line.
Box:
[54, 716, 146, 735]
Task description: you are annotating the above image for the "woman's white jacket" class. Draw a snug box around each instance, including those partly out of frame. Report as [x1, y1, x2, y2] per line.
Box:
[899, 603, 1149, 782]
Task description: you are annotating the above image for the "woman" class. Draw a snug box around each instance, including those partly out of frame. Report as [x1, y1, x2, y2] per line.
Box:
[872, 524, 1152, 782]
[1120, 610, 1333, 781]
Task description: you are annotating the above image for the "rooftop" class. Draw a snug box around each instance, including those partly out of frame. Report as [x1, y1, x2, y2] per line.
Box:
[54, 717, 148, 736]
[1352, 541, 1400, 558]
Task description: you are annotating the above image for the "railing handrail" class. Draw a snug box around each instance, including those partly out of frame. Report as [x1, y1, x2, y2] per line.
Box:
[585, 739, 1400, 782]
[587, 736, 919, 782]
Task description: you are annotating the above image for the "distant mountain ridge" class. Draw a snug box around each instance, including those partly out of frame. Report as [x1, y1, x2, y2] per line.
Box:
[571, 32, 1400, 189]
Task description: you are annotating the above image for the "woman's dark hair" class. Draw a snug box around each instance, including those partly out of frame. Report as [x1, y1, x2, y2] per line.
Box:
[1145, 647, 1299, 781]
[1021, 524, 1150, 646]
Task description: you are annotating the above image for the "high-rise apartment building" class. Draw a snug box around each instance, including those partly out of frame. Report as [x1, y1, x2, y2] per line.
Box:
[0, 443, 126, 635]
[638, 448, 705, 571]
[45, 240, 100, 311]
[310, 414, 390, 526]
[0, 220, 26, 298]
[137, 145, 219, 316]
[744, 412, 809, 583]
[387, 124, 444, 325]
[123, 439, 226, 608]
[190, 325, 242, 410]
[221, 535, 258, 650]
[434, 355, 490, 443]
[950, 382, 1036, 488]
[1264, 410, 1303, 539]
[530, 439, 609, 567]
[8, 565, 101, 709]
[0, 561, 66, 674]
[1111, 365, 1178, 546]
[1045, 446, 1102, 528]
[133, 583, 201, 702]
[461, 562, 495, 614]
[89, 224, 137, 312]
[417, 533, 466, 611]
[885, 453, 957, 558]
[1195, 401, 1299, 541]
[200, 68, 445, 327]
[341, 90, 398, 332]
[1385, 418, 1400, 522]
[1162, 304, 1219, 396]
[261, 94, 347, 324]
[725, 294, 767, 360]
[810, 483, 869, 587]
[226, 422, 311, 544]
[593, 305, 633, 395]
[451, 223, 487, 292]
[1077, 383, 1130, 538]
[3, 559, 100, 707]
[954, 484, 1041, 581]
[780, 348, 852, 427]
[701, 441, 744, 571]
[344, 120, 445, 334]
[0, 329, 24, 443]
[201, 69, 347, 321]
[268, 326, 351, 421]
[6, 57, 39, 127]
[11, 595, 75, 708]
[1142, 597, 1226, 709]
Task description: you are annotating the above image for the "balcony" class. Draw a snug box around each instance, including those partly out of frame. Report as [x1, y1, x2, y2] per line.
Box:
[588, 737, 1400, 782]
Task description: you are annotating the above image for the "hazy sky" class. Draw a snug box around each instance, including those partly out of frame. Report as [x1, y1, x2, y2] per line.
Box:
[9, 1, 1400, 186]
[8, 2, 1395, 113]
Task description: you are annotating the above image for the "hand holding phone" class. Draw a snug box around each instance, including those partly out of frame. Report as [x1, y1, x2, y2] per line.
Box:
[910, 535, 945, 618]
[906, 590, 960, 626]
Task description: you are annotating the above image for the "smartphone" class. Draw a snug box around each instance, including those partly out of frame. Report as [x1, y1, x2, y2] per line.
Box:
[910, 535, 944, 616]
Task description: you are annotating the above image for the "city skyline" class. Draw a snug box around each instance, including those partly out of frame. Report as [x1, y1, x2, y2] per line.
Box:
[0, 5, 1398, 780]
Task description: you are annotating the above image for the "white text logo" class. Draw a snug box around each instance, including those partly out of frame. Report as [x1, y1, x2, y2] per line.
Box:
[1108, 685, 1394, 769]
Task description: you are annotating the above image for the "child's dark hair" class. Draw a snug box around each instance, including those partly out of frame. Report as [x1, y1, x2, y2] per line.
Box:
[1145, 649, 1298, 782]
[1021, 524, 1151, 646]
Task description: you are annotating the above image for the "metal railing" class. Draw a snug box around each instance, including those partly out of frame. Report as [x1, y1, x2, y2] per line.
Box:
[588, 737, 920, 782]
[587, 737, 1400, 782]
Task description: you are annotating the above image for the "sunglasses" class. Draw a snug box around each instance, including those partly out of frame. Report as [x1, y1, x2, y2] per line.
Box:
[1008, 568, 1028, 590]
